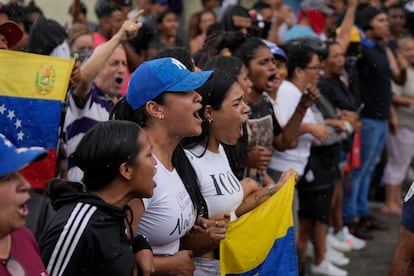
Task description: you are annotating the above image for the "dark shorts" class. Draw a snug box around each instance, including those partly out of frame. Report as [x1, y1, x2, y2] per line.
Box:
[298, 186, 334, 225]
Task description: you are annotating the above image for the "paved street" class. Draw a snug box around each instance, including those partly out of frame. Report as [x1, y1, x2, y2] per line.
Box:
[345, 202, 400, 276]
[305, 201, 401, 276]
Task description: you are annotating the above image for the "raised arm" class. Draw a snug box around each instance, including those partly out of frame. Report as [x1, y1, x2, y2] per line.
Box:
[335, 0, 357, 52]
[73, 10, 143, 101]
[236, 168, 295, 216]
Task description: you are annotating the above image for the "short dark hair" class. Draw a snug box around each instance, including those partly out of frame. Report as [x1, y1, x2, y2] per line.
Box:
[95, 2, 121, 19]
[27, 0, 44, 16]
[2, 3, 26, 21]
[355, 5, 384, 31]
[283, 37, 328, 60]
[156, 10, 177, 25]
[203, 55, 243, 81]
[282, 43, 318, 79]
[232, 36, 268, 67]
[73, 120, 142, 191]
[252, 2, 272, 11]
[386, 3, 405, 13]
[151, 47, 194, 71]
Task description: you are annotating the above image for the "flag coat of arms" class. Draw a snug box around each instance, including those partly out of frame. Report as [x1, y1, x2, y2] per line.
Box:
[0, 50, 74, 187]
[220, 174, 298, 275]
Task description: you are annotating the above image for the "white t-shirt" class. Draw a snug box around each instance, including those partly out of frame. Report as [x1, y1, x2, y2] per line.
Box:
[137, 155, 197, 255]
[185, 144, 243, 221]
[268, 80, 317, 176]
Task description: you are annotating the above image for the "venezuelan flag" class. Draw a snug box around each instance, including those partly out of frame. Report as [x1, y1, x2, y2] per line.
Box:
[220, 174, 297, 276]
[0, 50, 74, 187]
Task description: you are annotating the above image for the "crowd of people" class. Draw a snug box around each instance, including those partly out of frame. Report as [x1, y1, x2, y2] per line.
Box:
[1, 0, 414, 275]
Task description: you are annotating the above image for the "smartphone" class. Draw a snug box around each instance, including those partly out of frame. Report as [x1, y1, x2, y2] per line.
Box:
[71, 50, 92, 62]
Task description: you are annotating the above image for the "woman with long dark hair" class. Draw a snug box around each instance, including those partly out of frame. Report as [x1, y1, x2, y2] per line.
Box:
[110, 57, 229, 275]
[183, 56, 295, 275]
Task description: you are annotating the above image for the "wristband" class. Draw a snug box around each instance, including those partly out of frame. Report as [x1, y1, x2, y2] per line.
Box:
[344, 121, 354, 134]
[131, 234, 152, 254]
[295, 107, 306, 116]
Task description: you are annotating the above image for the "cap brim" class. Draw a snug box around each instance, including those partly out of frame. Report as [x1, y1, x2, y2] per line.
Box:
[0, 147, 47, 176]
[272, 49, 287, 61]
[166, 70, 214, 92]
[0, 21, 23, 48]
[262, 39, 287, 61]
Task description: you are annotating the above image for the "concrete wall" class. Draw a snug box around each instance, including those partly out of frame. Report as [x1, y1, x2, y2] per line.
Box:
[34, 0, 258, 34]
[34, 0, 86, 25]
[34, 0, 203, 30]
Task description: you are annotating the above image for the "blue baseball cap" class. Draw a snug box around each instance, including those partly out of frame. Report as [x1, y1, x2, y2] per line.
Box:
[263, 39, 287, 61]
[126, 57, 213, 110]
[0, 133, 47, 177]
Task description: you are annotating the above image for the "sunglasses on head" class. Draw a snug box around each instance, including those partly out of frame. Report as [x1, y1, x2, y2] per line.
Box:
[2, 256, 26, 276]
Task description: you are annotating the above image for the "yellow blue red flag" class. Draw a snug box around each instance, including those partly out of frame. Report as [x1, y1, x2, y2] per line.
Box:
[0, 50, 74, 186]
[220, 173, 297, 275]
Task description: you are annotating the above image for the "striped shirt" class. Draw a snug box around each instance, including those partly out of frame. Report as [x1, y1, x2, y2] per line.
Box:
[64, 83, 114, 181]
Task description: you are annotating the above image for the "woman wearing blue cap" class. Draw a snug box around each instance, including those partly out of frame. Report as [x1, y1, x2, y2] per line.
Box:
[0, 133, 48, 275]
[111, 57, 229, 275]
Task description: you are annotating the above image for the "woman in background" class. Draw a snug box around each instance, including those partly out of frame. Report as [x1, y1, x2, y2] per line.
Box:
[188, 9, 217, 54]
[148, 10, 185, 57]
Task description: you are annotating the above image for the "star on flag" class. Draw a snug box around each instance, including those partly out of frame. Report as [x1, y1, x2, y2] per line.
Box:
[0, 103, 25, 141]
[17, 130, 25, 141]
[7, 109, 15, 120]
[15, 119, 22, 129]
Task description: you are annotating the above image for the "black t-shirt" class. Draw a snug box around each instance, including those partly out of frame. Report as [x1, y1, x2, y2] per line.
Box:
[244, 94, 282, 149]
[318, 76, 356, 153]
[298, 94, 341, 191]
[357, 41, 392, 120]
[318, 76, 358, 112]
